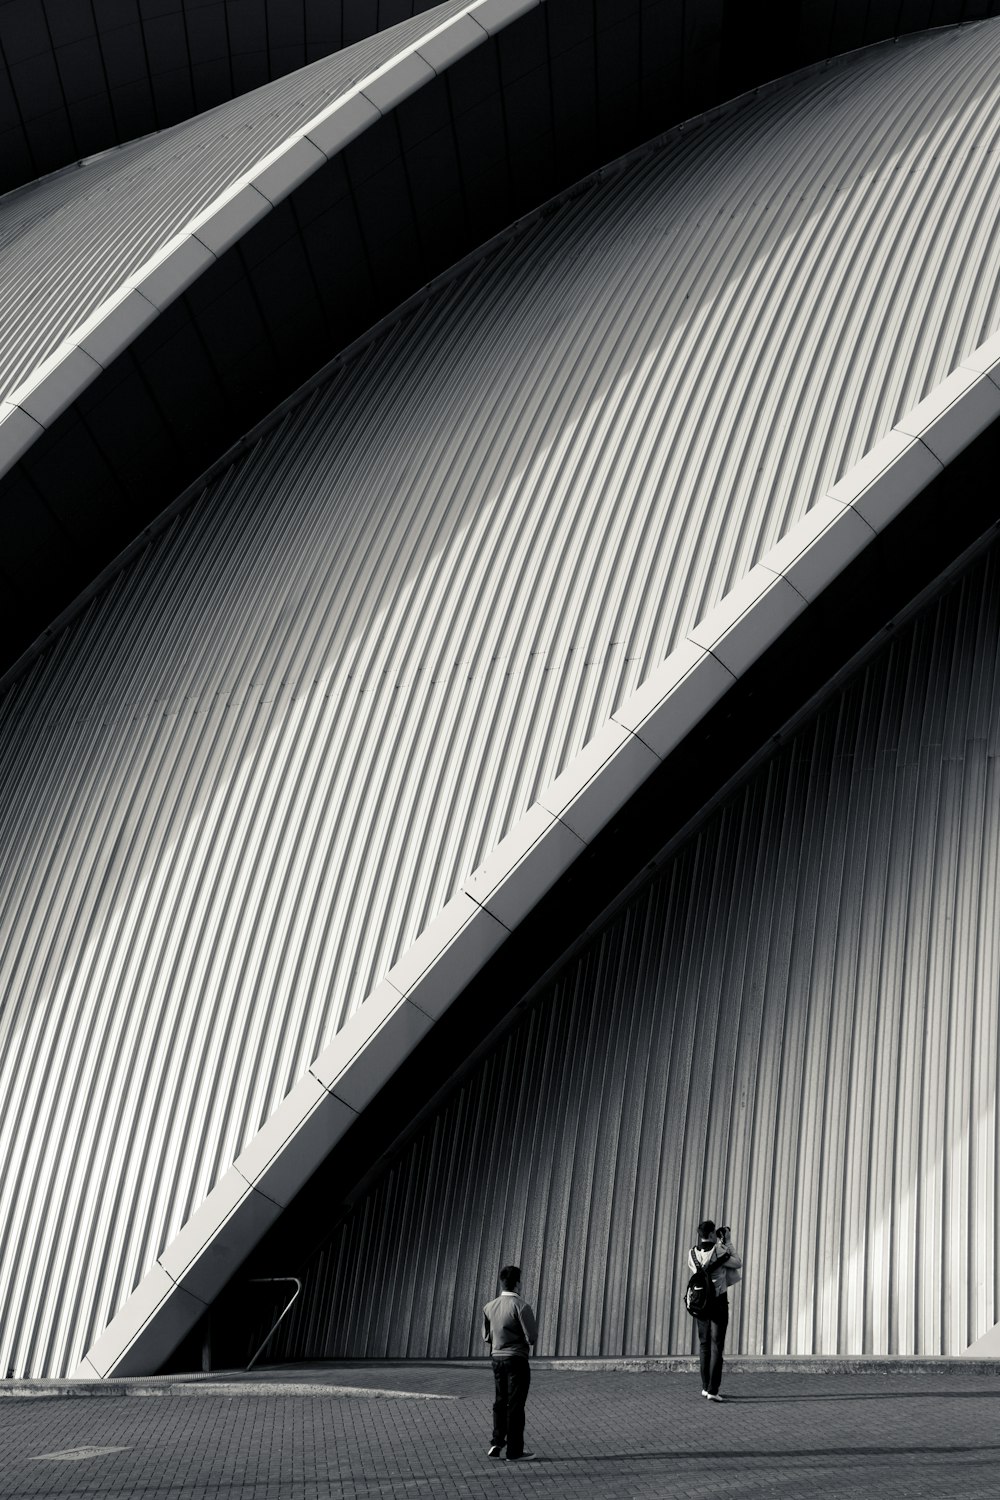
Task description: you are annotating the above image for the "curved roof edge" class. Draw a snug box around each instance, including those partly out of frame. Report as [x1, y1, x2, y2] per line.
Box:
[74, 331, 1000, 1380]
[0, 2, 451, 197]
[0, 0, 533, 486]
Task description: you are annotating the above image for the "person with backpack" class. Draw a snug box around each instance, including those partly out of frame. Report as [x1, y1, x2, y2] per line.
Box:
[685, 1219, 742, 1401]
[483, 1265, 539, 1461]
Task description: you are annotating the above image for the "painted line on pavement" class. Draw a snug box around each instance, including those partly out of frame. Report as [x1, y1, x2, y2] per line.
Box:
[32, 1446, 131, 1461]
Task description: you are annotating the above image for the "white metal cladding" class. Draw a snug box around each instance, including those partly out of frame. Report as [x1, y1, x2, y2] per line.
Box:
[281, 539, 1000, 1359]
[0, 0, 488, 406]
[2, 21, 1000, 1377]
[0, 1, 453, 195]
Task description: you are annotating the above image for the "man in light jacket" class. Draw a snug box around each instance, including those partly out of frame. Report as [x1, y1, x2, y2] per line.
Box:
[483, 1264, 538, 1461]
[688, 1219, 742, 1401]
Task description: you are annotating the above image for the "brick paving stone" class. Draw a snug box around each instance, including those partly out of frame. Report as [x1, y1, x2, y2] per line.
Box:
[0, 1368, 997, 1500]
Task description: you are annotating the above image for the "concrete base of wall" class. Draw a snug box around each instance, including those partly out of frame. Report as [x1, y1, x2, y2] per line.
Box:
[6, 1353, 1000, 1398]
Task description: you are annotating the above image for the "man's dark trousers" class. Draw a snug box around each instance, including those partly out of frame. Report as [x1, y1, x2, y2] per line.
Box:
[696, 1297, 729, 1394]
[491, 1355, 530, 1456]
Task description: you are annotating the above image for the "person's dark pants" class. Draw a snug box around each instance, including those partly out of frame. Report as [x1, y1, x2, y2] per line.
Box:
[696, 1298, 729, 1394]
[491, 1355, 530, 1455]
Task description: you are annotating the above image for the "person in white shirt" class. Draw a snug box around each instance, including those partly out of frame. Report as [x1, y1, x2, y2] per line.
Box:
[482, 1265, 538, 1460]
[688, 1219, 742, 1400]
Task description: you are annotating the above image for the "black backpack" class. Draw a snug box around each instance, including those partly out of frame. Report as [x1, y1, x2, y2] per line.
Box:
[683, 1247, 729, 1318]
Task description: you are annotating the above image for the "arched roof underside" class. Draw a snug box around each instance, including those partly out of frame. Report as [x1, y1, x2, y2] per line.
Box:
[4, 3, 1000, 676]
[0, 19, 998, 1379]
[2, 0, 997, 196]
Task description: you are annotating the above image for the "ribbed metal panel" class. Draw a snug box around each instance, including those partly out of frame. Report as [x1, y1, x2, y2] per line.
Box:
[0, 0, 474, 402]
[282, 541, 1000, 1359]
[0, 2, 450, 195]
[3, 21, 1000, 1376]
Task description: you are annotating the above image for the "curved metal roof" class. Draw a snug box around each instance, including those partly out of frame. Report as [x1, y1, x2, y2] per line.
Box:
[2, 19, 1000, 1378]
[0, 0, 454, 195]
[5, 2, 1000, 677]
[0, 0, 483, 406]
[0, 0, 538, 670]
[80, 338, 1000, 1377]
[3, 0, 996, 196]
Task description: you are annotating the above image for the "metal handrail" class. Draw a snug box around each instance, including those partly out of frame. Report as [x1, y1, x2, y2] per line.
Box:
[245, 1277, 302, 1370]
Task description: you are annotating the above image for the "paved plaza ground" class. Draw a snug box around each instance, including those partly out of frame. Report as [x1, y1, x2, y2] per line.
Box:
[2, 1362, 998, 1500]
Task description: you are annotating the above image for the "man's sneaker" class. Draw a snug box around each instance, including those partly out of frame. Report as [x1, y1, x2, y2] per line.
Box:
[506, 1451, 537, 1461]
[701, 1389, 709, 1397]
[706, 1392, 724, 1402]
[487, 1444, 504, 1457]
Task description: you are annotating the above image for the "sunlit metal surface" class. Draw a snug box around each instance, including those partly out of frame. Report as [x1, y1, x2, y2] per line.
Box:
[2, 20, 1000, 1375]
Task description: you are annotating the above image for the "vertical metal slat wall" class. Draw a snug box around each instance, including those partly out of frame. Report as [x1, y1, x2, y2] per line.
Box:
[282, 545, 1000, 1358]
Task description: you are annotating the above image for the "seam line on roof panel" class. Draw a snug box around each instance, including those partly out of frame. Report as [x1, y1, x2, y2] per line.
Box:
[702, 648, 740, 680]
[461, 889, 515, 931]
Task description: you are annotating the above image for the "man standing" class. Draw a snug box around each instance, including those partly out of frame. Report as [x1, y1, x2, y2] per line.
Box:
[688, 1220, 742, 1401]
[483, 1264, 538, 1461]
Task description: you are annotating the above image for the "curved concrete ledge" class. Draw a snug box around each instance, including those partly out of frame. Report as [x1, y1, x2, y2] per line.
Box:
[76, 327, 1000, 1379]
[0, 0, 538, 484]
